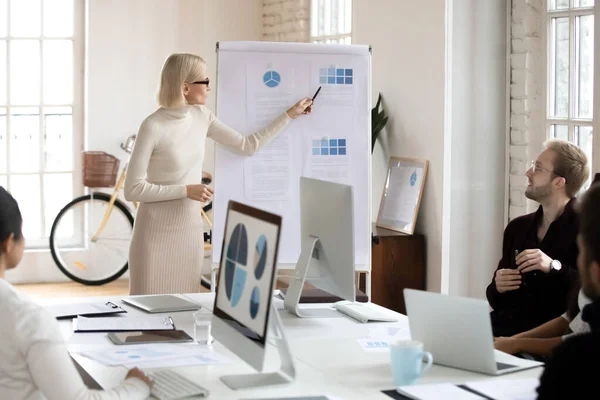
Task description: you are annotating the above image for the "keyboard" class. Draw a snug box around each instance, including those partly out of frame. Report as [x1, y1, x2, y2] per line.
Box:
[148, 369, 209, 400]
[333, 301, 399, 323]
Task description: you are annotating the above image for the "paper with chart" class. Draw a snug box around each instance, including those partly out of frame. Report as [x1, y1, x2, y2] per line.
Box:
[124, 352, 230, 369]
[77, 344, 229, 367]
[303, 135, 351, 185]
[243, 62, 295, 201]
[244, 135, 292, 201]
[356, 338, 390, 353]
[380, 165, 424, 231]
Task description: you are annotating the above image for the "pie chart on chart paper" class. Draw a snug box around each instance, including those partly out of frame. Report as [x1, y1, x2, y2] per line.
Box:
[263, 70, 281, 88]
[254, 235, 268, 280]
[250, 287, 260, 319]
[224, 223, 248, 307]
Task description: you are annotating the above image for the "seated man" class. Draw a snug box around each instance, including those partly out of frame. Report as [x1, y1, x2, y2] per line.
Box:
[494, 174, 600, 356]
[536, 178, 600, 399]
[487, 140, 589, 337]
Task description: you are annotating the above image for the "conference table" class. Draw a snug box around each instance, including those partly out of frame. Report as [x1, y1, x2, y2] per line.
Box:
[44, 293, 543, 399]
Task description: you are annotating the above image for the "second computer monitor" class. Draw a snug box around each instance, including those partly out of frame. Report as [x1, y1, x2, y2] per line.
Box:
[298, 176, 355, 302]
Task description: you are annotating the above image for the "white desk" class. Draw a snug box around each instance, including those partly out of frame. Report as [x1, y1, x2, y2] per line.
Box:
[45, 294, 543, 400]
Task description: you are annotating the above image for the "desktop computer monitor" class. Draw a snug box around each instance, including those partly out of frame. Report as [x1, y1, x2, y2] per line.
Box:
[212, 200, 294, 389]
[284, 177, 356, 317]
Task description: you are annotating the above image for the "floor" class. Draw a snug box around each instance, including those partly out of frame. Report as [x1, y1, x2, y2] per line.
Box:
[14, 275, 304, 299]
[14, 279, 132, 299]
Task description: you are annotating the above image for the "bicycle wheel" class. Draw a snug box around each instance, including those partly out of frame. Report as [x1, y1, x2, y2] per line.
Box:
[49, 192, 134, 285]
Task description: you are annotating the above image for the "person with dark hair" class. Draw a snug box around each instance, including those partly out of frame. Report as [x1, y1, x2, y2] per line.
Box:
[0, 186, 153, 399]
[537, 182, 600, 399]
[487, 140, 589, 337]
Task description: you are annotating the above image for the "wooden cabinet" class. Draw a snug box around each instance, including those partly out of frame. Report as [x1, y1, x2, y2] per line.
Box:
[361, 224, 426, 315]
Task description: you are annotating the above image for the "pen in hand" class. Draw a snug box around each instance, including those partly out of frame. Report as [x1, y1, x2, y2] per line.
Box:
[306, 86, 322, 113]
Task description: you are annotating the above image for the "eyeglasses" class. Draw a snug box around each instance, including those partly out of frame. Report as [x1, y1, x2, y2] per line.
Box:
[188, 78, 210, 86]
[529, 161, 566, 179]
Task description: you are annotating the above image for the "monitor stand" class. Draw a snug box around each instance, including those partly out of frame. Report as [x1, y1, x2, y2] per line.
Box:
[284, 236, 343, 318]
[219, 302, 296, 390]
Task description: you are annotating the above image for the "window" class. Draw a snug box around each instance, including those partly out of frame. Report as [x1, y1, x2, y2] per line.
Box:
[310, 0, 352, 44]
[546, 0, 595, 188]
[0, 0, 83, 248]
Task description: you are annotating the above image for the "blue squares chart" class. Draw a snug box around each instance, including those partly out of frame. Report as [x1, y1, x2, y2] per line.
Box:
[312, 138, 347, 156]
[319, 68, 353, 85]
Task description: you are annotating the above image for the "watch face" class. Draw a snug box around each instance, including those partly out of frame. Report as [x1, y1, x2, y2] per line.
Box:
[552, 260, 562, 271]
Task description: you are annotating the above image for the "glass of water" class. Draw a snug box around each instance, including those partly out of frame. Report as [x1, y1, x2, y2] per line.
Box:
[192, 308, 214, 345]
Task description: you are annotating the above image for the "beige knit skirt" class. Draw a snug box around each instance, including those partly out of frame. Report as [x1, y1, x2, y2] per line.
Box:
[128, 198, 204, 295]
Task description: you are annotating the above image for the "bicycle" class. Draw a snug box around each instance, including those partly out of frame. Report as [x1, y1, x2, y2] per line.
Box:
[49, 135, 213, 286]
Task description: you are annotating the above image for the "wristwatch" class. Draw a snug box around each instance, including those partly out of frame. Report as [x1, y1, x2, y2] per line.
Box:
[550, 259, 562, 272]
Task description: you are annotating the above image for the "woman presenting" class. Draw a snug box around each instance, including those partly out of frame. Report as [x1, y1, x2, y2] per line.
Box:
[124, 53, 312, 295]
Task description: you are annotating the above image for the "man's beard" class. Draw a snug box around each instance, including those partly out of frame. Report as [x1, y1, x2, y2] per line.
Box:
[525, 182, 553, 202]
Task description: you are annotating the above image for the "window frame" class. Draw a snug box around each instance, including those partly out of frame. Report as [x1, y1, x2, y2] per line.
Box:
[1, 0, 84, 249]
[545, 0, 597, 179]
[310, 0, 353, 44]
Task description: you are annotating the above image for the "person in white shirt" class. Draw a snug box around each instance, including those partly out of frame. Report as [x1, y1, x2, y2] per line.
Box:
[494, 288, 591, 358]
[0, 186, 153, 400]
[123, 53, 313, 295]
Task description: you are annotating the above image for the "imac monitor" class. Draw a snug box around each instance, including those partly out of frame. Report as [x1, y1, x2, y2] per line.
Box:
[284, 177, 356, 317]
[212, 200, 282, 373]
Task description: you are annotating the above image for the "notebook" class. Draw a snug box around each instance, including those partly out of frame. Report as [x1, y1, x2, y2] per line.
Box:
[73, 315, 175, 332]
[395, 383, 486, 400]
[121, 295, 201, 313]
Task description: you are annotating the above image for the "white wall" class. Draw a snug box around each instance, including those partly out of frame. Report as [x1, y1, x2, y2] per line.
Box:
[353, 0, 447, 292]
[7, 0, 263, 284]
[86, 0, 263, 175]
[353, 0, 506, 296]
[447, 0, 507, 297]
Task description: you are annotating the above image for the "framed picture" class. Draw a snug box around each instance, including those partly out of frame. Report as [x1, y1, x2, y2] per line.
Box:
[376, 157, 429, 234]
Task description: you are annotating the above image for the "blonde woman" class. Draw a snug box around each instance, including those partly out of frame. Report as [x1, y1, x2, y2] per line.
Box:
[0, 186, 153, 399]
[124, 53, 312, 294]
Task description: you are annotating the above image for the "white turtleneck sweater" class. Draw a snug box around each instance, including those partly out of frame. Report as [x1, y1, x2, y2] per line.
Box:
[0, 280, 150, 400]
[124, 105, 291, 203]
[122, 104, 291, 295]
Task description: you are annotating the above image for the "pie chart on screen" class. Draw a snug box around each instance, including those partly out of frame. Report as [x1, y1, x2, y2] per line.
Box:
[254, 235, 268, 280]
[224, 223, 248, 308]
[250, 287, 260, 319]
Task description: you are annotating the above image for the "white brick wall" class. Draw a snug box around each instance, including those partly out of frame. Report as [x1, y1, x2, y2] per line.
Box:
[263, 0, 310, 42]
[509, 0, 544, 220]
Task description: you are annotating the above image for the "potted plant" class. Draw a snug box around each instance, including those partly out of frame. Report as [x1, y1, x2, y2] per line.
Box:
[372, 93, 389, 153]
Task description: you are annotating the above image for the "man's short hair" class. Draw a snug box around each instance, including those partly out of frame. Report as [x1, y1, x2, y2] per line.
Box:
[545, 140, 590, 198]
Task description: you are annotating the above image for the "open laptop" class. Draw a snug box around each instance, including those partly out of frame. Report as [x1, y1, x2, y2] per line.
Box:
[404, 289, 544, 375]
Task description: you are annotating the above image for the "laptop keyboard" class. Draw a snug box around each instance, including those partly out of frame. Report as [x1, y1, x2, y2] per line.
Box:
[496, 361, 516, 371]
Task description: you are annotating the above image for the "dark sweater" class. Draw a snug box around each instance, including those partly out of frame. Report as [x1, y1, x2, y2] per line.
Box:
[486, 199, 579, 337]
[537, 299, 600, 399]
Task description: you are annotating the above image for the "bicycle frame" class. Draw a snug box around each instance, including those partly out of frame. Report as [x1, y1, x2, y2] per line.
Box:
[89, 133, 139, 243]
[90, 162, 138, 242]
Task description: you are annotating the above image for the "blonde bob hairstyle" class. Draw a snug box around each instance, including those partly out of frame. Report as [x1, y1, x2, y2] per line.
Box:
[157, 53, 207, 108]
